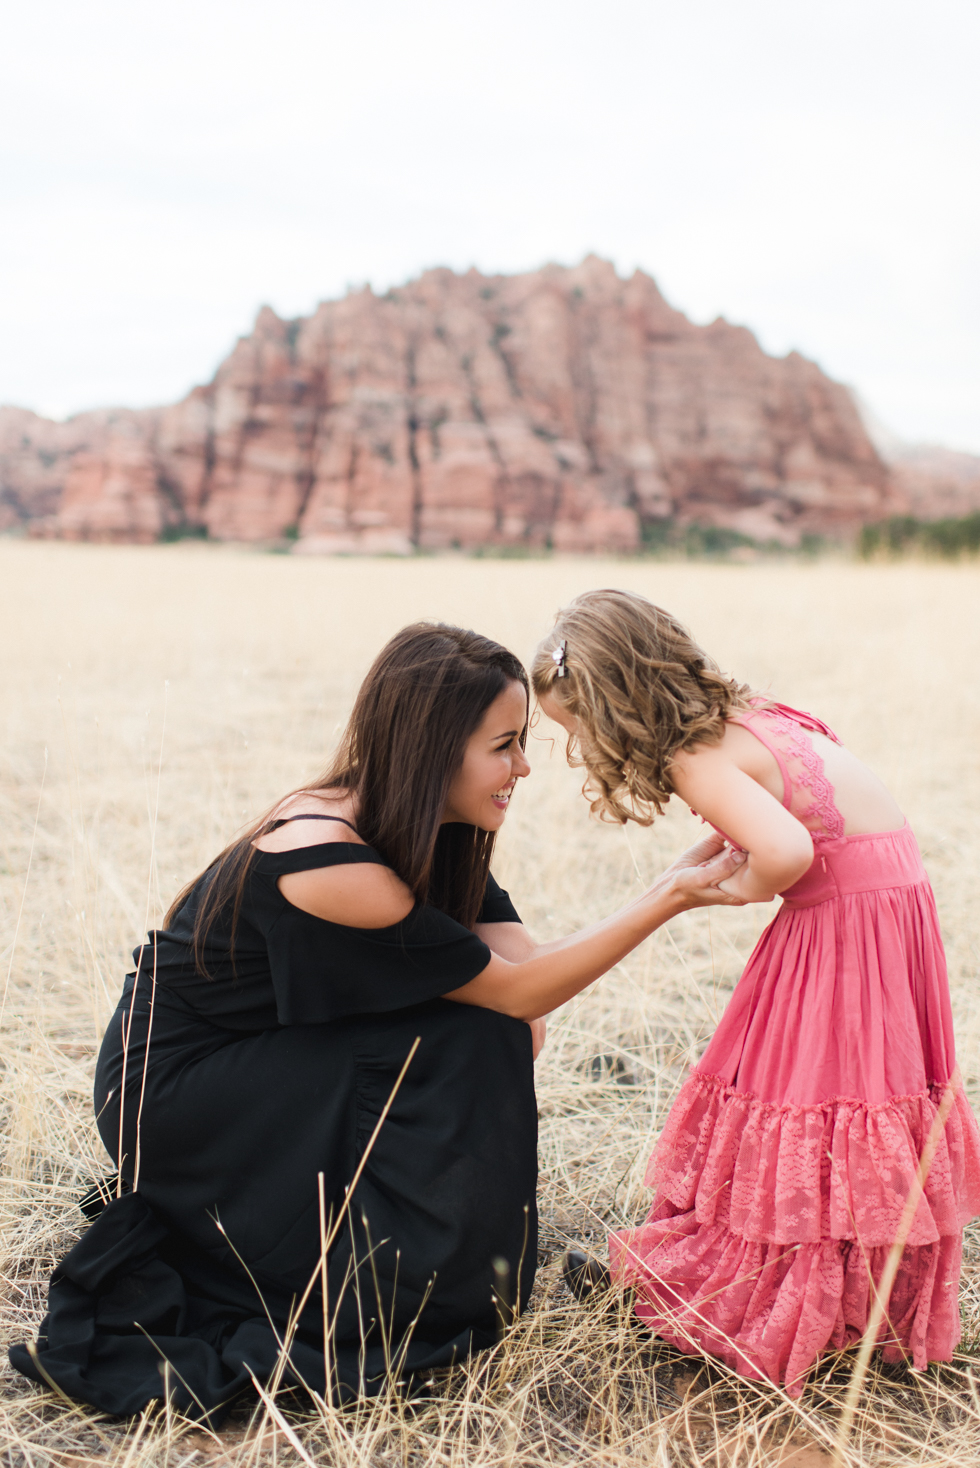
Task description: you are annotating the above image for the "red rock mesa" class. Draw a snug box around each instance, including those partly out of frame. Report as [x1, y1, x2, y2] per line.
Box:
[4, 256, 969, 552]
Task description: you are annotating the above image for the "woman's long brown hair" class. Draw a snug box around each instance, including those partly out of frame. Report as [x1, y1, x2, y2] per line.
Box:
[165, 623, 529, 972]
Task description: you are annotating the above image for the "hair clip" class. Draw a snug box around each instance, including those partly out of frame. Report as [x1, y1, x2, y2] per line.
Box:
[551, 639, 567, 678]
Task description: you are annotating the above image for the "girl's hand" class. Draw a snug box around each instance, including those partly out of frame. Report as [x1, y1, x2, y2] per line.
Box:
[661, 832, 749, 909]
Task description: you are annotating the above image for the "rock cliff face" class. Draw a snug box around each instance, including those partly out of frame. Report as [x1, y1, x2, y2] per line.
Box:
[887, 446, 980, 522]
[0, 257, 921, 550]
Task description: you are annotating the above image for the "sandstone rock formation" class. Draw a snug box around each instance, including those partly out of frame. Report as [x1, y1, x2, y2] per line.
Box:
[0, 257, 938, 551]
[887, 445, 980, 522]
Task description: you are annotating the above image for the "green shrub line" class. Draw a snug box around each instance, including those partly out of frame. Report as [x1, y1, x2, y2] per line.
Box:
[158, 523, 209, 543]
[150, 510, 980, 559]
[858, 513, 980, 559]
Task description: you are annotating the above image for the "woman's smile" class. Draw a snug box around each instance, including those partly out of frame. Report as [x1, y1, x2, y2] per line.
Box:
[491, 780, 516, 810]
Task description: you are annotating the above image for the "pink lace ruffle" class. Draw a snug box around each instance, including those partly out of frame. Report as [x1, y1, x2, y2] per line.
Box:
[645, 1071, 980, 1248]
[610, 1216, 962, 1395]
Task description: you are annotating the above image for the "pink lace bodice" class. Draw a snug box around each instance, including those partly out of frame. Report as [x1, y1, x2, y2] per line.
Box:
[729, 700, 845, 843]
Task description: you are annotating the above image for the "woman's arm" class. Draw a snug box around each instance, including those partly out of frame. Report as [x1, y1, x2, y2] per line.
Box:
[473, 924, 546, 1055]
[473, 922, 535, 962]
[475, 832, 740, 963]
[444, 836, 746, 1022]
[279, 833, 746, 1027]
[669, 744, 814, 903]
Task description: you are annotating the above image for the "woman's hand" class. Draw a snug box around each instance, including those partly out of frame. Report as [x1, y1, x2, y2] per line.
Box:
[660, 831, 749, 910]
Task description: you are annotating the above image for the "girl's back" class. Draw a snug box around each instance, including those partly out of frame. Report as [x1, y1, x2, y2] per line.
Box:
[721, 706, 904, 838]
[671, 701, 907, 904]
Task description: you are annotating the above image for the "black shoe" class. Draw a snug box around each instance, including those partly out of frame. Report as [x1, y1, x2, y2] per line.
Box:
[562, 1248, 611, 1301]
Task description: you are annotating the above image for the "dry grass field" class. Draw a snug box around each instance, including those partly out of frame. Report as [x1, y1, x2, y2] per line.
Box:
[2, 540, 980, 1467]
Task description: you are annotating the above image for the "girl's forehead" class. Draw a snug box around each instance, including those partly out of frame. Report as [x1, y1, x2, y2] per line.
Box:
[537, 693, 578, 731]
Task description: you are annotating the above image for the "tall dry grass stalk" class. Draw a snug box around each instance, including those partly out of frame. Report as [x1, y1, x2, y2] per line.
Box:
[2, 541, 980, 1466]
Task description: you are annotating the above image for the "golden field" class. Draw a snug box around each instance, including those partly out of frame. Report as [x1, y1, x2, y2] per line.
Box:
[2, 539, 980, 1467]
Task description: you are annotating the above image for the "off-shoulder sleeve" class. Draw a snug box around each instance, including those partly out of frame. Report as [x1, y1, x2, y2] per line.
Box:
[478, 872, 523, 925]
[264, 900, 492, 1025]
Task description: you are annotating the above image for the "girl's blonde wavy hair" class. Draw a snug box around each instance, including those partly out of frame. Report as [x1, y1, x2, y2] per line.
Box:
[531, 589, 753, 824]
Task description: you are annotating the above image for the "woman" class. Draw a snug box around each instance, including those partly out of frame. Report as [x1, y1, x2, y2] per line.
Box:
[11, 622, 744, 1423]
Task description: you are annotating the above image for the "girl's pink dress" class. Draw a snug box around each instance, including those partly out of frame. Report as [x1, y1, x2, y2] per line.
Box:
[608, 702, 980, 1394]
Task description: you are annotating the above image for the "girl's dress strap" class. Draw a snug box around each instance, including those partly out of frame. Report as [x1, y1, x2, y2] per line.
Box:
[765, 701, 842, 746]
[728, 699, 846, 842]
[728, 709, 794, 810]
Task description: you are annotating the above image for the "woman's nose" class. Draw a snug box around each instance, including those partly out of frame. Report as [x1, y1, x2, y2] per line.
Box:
[515, 748, 531, 778]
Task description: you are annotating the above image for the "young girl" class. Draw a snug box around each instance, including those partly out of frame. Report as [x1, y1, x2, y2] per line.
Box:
[532, 588, 980, 1396]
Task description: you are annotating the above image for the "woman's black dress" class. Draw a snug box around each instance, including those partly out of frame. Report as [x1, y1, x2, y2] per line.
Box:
[10, 839, 537, 1422]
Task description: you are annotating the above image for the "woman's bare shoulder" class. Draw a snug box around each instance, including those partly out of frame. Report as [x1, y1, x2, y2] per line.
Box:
[278, 862, 416, 930]
[252, 789, 366, 853]
[253, 788, 416, 928]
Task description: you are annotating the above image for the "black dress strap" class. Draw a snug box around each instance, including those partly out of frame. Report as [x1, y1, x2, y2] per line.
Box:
[255, 814, 382, 877]
[265, 813, 361, 834]
[253, 842, 387, 877]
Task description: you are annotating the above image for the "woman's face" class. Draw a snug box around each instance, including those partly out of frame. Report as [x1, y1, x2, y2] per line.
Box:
[442, 680, 531, 830]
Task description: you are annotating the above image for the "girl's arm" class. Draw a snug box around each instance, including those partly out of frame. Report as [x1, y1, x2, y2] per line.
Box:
[669, 744, 814, 903]
[444, 835, 746, 1022]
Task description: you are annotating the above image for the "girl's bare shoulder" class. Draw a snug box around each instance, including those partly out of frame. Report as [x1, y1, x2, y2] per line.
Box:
[670, 723, 751, 774]
[670, 723, 784, 803]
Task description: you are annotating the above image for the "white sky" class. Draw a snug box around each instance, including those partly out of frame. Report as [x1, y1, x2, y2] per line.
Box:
[2, 0, 978, 451]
